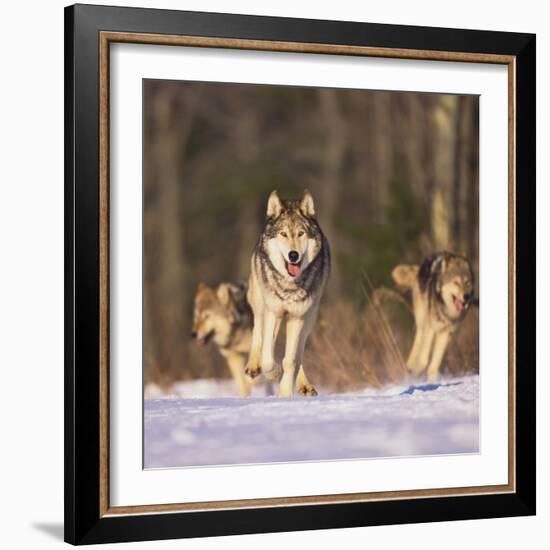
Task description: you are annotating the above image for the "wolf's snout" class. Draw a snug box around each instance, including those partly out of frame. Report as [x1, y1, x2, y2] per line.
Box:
[190, 331, 197, 339]
[288, 250, 299, 263]
[463, 292, 471, 303]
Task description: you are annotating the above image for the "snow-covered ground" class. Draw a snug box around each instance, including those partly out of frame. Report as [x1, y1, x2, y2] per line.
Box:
[144, 375, 479, 469]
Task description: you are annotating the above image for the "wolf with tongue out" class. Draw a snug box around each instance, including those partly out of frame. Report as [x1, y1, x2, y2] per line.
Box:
[245, 190, 330, 397]
[392, 251, 475, 383]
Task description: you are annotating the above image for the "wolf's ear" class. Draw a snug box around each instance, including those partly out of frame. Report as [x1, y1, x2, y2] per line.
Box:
[197, 281, 209, 292]
[431, 256, 446, 274]
[430, 257, 445, 293]
[267, 190, 283, 218]
[216, 283, 231, 306]
[300, 190, 315, 217]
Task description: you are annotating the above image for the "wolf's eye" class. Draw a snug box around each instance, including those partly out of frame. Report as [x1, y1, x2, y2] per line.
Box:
[280, 232, 288, 238]
[297, 231, 305, 237]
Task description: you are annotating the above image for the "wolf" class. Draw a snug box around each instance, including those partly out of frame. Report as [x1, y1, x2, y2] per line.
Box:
[191, 281, 256, 397]
[245, 190, 330, 397]
[392, 251, 474, 382]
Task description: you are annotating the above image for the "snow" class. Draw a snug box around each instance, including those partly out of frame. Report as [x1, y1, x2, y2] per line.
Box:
[144, 375, 479, 469]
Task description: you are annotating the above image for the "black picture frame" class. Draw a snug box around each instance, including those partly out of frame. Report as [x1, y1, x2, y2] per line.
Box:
[65, 3, 536, 545]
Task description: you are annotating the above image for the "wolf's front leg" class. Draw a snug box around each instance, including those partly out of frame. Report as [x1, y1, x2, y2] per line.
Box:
[223, 350, 251, 397]
[406, 325, 424, 372]
[294, 308, 318, 396]
[412, 326, 435, 377]
[245, 305, 264, 379]
[296, 366, 317, 396]
[426, 330, 450, 383]
[279, 317, 305, 397]
[260, 309, 282, 381]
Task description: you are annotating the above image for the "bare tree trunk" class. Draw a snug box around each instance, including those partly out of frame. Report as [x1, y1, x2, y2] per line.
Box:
[144, 83, 199, 380]
[467, 99, 480, 268]
[452, 96, 466, 250]
[371, 92, 392, 222]
[431, 95, 457, 251]
[404, 94, 424, 196]
[317, 88, 346, 296]
[234, 107, 261, 277]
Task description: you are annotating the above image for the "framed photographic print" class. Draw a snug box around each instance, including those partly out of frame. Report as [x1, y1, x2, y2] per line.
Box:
[64, 3, 536, 545]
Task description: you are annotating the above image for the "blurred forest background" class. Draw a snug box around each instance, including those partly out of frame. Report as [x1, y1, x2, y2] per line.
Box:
[143, 79, 479, 391]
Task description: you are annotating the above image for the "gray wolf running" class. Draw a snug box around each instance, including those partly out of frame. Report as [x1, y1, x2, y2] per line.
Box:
[244, 190, 330, 397]
[392, 251, 474, 382]
[191, 281, 256, 397]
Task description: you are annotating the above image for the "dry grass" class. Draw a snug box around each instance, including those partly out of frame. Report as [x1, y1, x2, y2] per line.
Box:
[305, 300, 407, 392]
[445, 306, 479, 376]
[152, 282, 479, 392]
[304, 283, 479, 392]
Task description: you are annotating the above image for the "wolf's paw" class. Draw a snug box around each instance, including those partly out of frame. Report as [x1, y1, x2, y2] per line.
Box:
[262, 363, 282, 382]
[298, 384, 318, 397]
[412, 366, 428, 378]
[406, 360, 417, 373]
[426, 371, 440, 384]
[245, 364, 262, 379]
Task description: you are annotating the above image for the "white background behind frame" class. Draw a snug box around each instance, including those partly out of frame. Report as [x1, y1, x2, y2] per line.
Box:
[110, 42, 509, 507]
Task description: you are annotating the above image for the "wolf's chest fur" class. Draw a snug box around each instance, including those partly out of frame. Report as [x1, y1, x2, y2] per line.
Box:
[253, 235, 330, 317]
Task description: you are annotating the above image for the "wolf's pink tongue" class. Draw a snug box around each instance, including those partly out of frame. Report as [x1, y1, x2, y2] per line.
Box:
[455, 299, 463, 313]
[288, 263, 301, 277]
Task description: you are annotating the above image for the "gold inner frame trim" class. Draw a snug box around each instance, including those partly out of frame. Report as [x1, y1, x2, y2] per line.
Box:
[98, 31, 516, 518]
